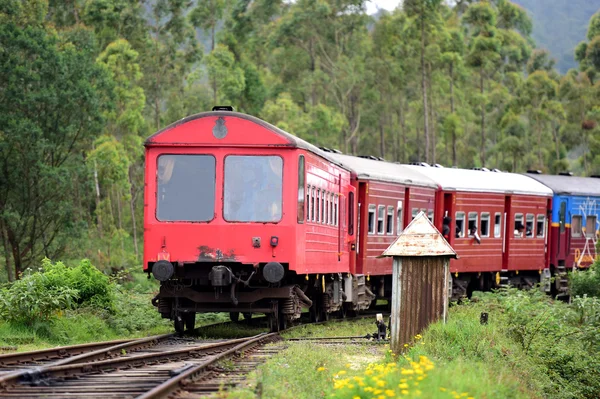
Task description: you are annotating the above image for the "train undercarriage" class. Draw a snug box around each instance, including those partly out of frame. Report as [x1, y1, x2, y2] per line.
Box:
[149, 261, 377, 333]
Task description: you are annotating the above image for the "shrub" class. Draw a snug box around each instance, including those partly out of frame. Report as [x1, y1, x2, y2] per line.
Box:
[571, 261, 600, 298]
[0, 269, 78, 326]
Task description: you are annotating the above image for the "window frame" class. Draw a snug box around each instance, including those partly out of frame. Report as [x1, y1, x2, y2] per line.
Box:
[480, 212, 490, 238]
[311, 187, 316, 222]
[386, 206, 395, 235]
[377, 205, 385, 235]
[156, 154, 217, 223]
[494, 212, 502, 238]
[571, 215, 582, 237]
[306, 185, 311, 222]
[368, 204, 376, 234]
[468, 212, 478, 237]
[455, 211, 465, 238]
[514, 213, 524, 238]
[297, 155, 305, 224]
[526, 213, 535, 238]
[536, 214, 546, 238]
[396, 201, 404, 236]
[586, 215, 597, 238]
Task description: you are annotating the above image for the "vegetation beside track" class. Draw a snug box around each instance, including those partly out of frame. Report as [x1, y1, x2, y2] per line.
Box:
[225, 289, 600, 399]
[0, 259, 227, 352]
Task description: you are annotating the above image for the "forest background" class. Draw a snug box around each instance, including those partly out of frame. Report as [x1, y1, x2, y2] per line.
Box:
[1, 0, 600, 282]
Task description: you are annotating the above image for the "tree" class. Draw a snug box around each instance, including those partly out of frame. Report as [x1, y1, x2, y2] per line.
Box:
[0, 16, 113, 278]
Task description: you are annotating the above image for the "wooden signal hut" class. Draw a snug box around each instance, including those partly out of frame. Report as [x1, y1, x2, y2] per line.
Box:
[381, 212, 457, 353]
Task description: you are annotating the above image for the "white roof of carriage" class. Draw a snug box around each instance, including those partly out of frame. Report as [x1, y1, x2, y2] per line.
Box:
[404, 165, 553, 196]
[326, 153, 437, 189]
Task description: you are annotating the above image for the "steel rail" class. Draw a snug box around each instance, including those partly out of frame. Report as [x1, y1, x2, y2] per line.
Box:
[137, 333, 278, 399]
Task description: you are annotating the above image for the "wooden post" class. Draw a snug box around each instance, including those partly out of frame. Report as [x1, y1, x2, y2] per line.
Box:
[381, 212, 457, 354]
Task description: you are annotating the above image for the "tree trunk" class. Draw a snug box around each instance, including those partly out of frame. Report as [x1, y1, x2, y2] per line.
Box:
[379, 115, 385, 159]
[428, 62, 436, 164]
[1, 221, 13, 282]
[553, 122, 560, 165]
[479, 69, 486, 167]
[397, 104, 407, 163]
[129, 168, 139, 260]
[211, 23, 215, 52]
[94, 160, 103, 237]
[420, 9, 430, 164]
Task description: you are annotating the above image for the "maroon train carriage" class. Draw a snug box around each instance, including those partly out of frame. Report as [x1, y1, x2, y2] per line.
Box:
[405, 165, 553, 299]
[325, 153, 438, 301]
[144, 109, 370, 332]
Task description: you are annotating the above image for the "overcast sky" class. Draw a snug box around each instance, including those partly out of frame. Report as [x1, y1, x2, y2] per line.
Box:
[366, 0, 402, 14]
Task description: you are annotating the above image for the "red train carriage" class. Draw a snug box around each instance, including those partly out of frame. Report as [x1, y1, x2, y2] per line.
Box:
[144, 109, 366, 332]
[405, 166, 553, 298]
[327, 153, 437, 300]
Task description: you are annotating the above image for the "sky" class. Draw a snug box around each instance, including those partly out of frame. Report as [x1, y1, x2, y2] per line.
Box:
[366, 0, 402, 14]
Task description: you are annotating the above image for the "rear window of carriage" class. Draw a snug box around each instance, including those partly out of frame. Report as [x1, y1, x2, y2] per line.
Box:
[156, 155, 216, 222]
[223, 155, 283, 222]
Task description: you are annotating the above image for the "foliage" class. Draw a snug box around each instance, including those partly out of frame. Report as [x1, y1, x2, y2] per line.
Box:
[0, 268, 78, 326]
[571, 261, 600, 298]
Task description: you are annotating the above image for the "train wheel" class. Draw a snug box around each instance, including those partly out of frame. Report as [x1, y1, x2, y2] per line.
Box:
[184, 312, 196, 331]
[229, 312, 240, 322]
[174, 315, 184, 335]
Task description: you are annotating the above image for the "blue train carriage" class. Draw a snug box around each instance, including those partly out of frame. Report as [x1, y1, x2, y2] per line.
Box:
[526, 172, 600, 295]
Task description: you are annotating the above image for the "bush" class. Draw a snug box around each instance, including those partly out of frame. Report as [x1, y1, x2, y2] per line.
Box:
[0, 269, 78, 326]
[571, 261, 600, 297]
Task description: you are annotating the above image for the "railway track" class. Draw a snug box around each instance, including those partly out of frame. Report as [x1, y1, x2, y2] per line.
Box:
[0, 312, 386, 398]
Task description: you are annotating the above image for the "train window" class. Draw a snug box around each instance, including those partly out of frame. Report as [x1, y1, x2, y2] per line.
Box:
[571, 215, 582, 237]
[397, 201, 404, 235]
[386, 206, 394, 235]
[514, 214, 524, 237]
[224, 155, 283, 222]
[316, 190, 320, 223]
[586, 216, 597, 237]
[368, 205, 376, 234]
[334, 195, 339, 226]
[348, 192, 355, 235]
[427, 210, 434, 223]
[323, 193, 329, 224]
[559, 201, 566, 233]
[330, 194, 334, 225]
[298, 156, 305, 224]
[536, 215, 546, 238]
[412, 208, 418, 220]
[377, 205, 385, 234]
[455, 212, 465, 237]
[468, 212, 478, 237]
[321, 191, 327, 223]
[480, 213, 490, 237]
[157, 155, 216, 222]
[494, 213, 502, 237]
[526, 214, 534, 238]
[306, 185, 311, 222]
[311, 187, 316, 222]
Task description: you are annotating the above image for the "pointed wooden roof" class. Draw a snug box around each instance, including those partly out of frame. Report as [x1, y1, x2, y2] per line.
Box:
[381, 212, 458, 258]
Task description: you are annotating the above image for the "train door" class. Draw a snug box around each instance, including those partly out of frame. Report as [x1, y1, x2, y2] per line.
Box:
[502, 195, 511, 270]
[443, 192, 455, 247]
[356, 181, 368, 274]
[557, 198, 568, 261]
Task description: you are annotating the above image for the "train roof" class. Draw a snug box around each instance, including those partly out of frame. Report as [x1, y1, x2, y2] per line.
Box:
[525, 173, 600, 196]
[404, 165, 553, 196]
[145, 111, 333, 157]
[326, 153, 438, 189]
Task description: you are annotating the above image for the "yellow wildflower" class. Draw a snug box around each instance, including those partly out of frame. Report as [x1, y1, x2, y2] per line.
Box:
[353, 397, 360, 399]
[317, 367, 325, 372]
[440, 387, 447, 392]
[404, 343, 409, 348]
[377, 380, 386, 387]
[374, 389, 383, 395]
[400, 369, 414, 375]
[346, 363, 352, 368]
[337, 370, 347, 375]
[401, 390, 409, 395]
[385, 389, 395, 397]
[398, 383, 409, 389]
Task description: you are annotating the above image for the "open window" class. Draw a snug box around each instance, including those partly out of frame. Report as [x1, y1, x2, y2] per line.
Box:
[526, 214, 534, 238]
[412, 208, 419, 220]
[330, 193, 334, 225]
[368, 204, 376, 234]
[321, 191, 325, 223]
[455, 211, 465, 238]
[480, 212, 490, 237]
[427, 210, 434, 223]
[334, 195, 339, 226]
[468, 212, 478, 237]
[536, 215, 546, 238]
[396, 201, 404, 235]
[514, 213, 524, 237]
[311, 187, 316, 222]
[386, 206, 394, 235]
[571, 215, 582, 237]
[559, 201, 566, 233]
[377, 205, 385, 234]
[494, 213, 502, 238]
[306, 185, 311, 222]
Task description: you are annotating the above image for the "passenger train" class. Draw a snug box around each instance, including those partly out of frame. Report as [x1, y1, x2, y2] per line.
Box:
[143, 108, 600, 332]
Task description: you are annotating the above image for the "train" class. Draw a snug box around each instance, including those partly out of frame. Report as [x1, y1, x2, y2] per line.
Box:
[143, 108, 600, 332]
